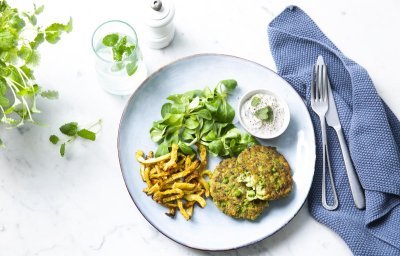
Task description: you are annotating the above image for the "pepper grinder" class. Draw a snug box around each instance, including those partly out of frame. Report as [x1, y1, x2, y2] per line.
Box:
[143, 0, 175, 49]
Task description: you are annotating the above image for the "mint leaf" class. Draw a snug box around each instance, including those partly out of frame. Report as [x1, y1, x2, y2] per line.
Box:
[126, 62, 138, 76]
[77, 129, 96, 141]
[45, 18, 73, 44]
[251, 96, 261, 107]
[40, 90, 59, 99]
[102, 33, 119, 47]
[0, 30, 18, 51]
[10, 15, 26, 31]
[49, 135, 59, 144]
[26, 50, 40, 66]
[0, 78, 7, 95]
[50, 119, 101, 157]
[34, 4, 44, 15]
[255, 106, 273, 122]
[22, 12, 37, 25]
[59, 122, 78, 136]
[30, 33, 44, 49]
[60, 143, 66, 157]
[102, 34, 139, 76]
[0, 95, 10, 107]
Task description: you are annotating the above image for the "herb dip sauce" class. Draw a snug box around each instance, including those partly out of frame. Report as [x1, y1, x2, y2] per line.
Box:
[240, 93, 286, 138]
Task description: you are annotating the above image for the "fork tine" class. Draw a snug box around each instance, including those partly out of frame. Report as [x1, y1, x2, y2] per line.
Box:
[318, 65, 323, 101]
[311, 65, 316, 101]
[321, 65, 328, 101]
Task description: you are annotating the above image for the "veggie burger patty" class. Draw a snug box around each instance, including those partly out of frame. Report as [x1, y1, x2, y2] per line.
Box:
[236, 145, 292, 200]
[210, 158, 268, 220]
[210, 145, 292, 220]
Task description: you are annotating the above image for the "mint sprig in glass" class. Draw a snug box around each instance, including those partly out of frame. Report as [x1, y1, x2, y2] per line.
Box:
[92, 20, 147, 95]
[102, 33, 138, 76]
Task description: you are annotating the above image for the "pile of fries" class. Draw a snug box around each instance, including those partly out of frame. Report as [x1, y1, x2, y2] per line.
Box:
[135, 144, 211, 220]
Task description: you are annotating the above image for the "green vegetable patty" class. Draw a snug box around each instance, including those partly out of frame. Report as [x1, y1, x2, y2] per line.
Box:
[237, 145, 292, 200]
[210, 145, 292, 220]
[210, 158, 268, 220]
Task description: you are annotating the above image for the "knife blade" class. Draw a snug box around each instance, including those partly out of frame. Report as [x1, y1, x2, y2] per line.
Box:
[317, 55, 366, 209]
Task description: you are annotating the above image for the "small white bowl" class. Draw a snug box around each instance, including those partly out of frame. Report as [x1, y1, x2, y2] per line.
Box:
[237, 89, 290, 139]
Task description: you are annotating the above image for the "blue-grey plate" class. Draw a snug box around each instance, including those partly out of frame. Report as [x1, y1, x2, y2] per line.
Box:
[118, 54, 315, 251]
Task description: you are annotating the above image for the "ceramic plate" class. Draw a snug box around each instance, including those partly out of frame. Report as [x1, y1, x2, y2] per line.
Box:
[118, 54, 316, 251]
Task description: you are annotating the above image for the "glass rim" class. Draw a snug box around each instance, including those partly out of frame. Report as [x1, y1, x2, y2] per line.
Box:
[91, 20, 139, 64]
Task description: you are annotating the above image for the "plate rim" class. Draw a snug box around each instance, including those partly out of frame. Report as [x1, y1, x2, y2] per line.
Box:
[117, 53, 316, 251]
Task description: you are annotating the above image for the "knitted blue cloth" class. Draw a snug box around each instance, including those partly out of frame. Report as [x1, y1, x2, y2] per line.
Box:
[268, 6, 400, 255]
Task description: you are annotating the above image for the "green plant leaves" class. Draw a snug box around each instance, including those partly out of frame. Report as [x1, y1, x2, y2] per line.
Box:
[60, 143, 66, 157]
[155, 142, 169, 157]
[220, 79, 237, 92]
[0, 2, 72, 146]
[40, 90, 59, 99]
[34, 4, 44, 15]
[49, 135, 59, 144]
[0, 30, 18, 51]
[59, 122, 78, 136]
[102, 33, 119, 47]
[30, 33, 44, 49]
[150, 79, 258, 157]
[102, 33, 138, 76]
[50, 120, 101, 157]
[45, 18, 73, 44]
[214, 101, 235, 123]
[126, 62, 138, 76]
[185, 117, 199, 129]
[77, 129, 96, 141]
[0, 95, 10, 107]
[193, 109, 211, 120]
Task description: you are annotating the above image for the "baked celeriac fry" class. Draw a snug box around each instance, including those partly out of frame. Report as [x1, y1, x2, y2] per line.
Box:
[135, 143, 210, 220]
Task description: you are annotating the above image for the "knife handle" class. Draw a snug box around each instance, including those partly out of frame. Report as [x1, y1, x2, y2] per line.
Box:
[336, 127, 366, 209]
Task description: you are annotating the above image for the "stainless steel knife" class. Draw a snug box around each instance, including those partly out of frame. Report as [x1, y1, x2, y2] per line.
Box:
[317, 55, 366, 210]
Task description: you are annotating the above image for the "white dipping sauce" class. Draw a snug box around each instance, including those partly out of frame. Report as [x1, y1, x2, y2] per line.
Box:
[240, 93, 286, 138]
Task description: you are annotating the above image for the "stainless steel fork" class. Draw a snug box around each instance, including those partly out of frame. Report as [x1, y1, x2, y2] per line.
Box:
[310, 63, 339, 211]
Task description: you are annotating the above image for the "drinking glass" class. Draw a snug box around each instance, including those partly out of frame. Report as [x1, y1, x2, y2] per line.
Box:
[92, 20, 147, 95]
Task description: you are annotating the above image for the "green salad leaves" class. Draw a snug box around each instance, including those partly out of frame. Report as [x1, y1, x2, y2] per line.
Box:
[150, 79, 258, 157]
[0, 1, 72, 145]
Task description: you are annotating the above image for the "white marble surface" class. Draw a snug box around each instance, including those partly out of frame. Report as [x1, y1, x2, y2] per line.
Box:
[1, 0, 399, 255]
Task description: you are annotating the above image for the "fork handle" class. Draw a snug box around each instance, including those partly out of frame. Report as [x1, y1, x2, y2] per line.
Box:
[320, 117, 339, 211]
[336, 127, 365, 209]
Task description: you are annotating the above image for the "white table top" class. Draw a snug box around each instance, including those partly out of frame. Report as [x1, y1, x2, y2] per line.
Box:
[2, 0, 399, 255]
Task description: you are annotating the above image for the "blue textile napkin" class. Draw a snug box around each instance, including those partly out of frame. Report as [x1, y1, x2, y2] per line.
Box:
[268, 6, 400, 255]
